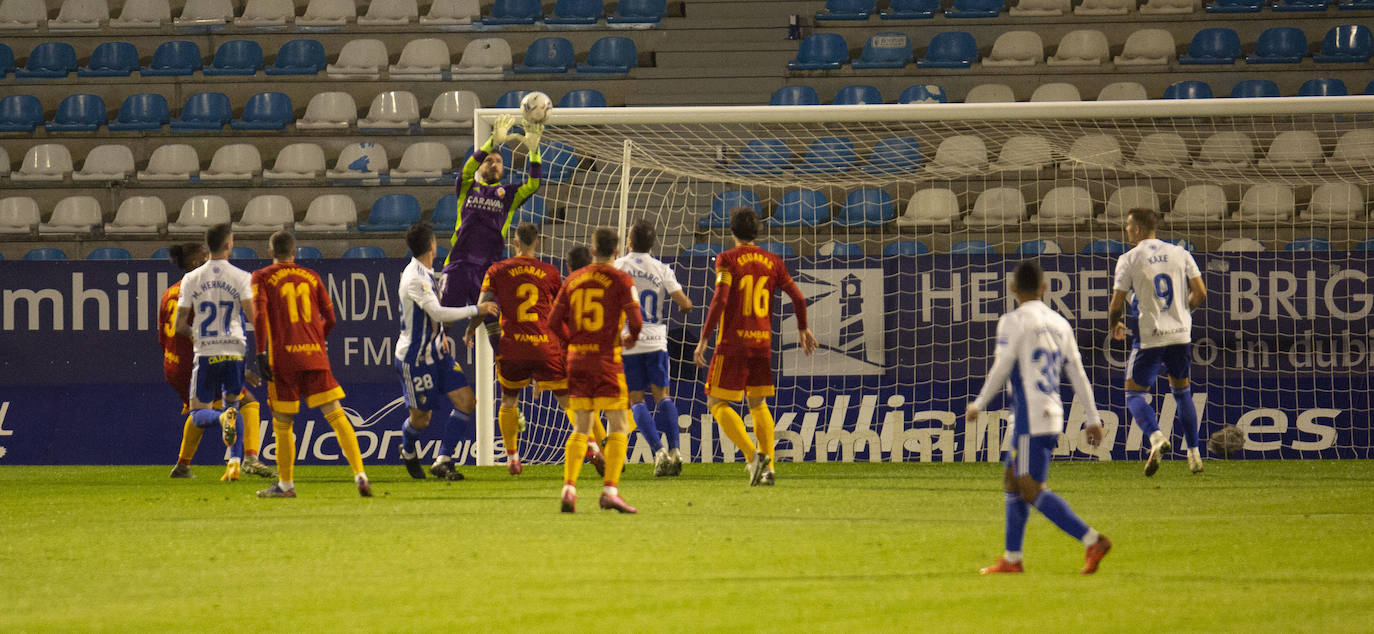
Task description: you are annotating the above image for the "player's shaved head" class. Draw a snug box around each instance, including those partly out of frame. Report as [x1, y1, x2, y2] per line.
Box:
[730, 207, 759, 242]
[1126, 208, 1157, 233]
[1014, 259, 1044, 296]
[593, 227, 618, 259]
[567, 245, 591, 272]
[630, 220, 655, 253]
[168, 242, 207, 272]
[406, 222, 435, 258]
[205, 223, 233, 254]
[515, 222, 540, 247]
[270, 231, 296, 259]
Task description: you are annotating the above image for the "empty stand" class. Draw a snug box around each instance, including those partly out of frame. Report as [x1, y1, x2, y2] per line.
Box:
[73, 144, 135, 181]
[105, 196, 167, 234]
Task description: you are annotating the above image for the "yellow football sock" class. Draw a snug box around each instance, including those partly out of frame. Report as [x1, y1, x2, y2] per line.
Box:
[273, 418, 295, 483]
[751, 404, 776, 468]
[324, 408, 364, 476]
[603, 432, 628, 488]
[499, 406, 521, 456]
[591, 415, 607, 445]
[177, 414, 203, 464]
[563, 432, 588, 485]
[241, 399, 262, 457]
[710, 401, 756, 462]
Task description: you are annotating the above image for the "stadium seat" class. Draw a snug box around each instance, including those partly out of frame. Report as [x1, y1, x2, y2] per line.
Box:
[512, 194, 547, 226]
[929, 136, 988, 173]
[992, 135, 1052, 170]
[494, 90, 530, 109]
[898, 188, 959, 226]
[483, 0, 541, 24]
[452, 38, 512, 76]
[359, 0, 417, 24]
[298, 0, 355, 25]
[1327, 129, 1374, 166]
[1063, 134, 1122, 169]
[545, 0, 602, 24]
[757, 242, 796, 258]
[816, 0, 875, 20]
[538, 141, 579, 183]
[1259, 131, 1322, 166]
[87, 247, 131, 260]
[169, 92, 231, 131]
[291, 246, 321, 259]
[45, 94, 106, 132]
[1116, 29, 1174, 65]
[899, 85, 947, 104]
[107, 93, 169, 132]
[328, 39, 387, 79]
[174, 0, 232, 25]
[833, 85, 882, 105]
[73, 144, 135, 181]
[882, 0, 939, 18]
[865, 136, 922, 174]
[105, 196, 166, 233]
[732, 139, 792, 175]
[1196, 131, 1255, 167]
[918, 32, 978, 68]
[834, 189, 895, 227]
[204, 40, 263, 76]
[1362, 80, 1374, 95]
[950, 240, 994, 254]
[1163, 81, 1213, 99]
[1015, 239, 1063, 255]
[342, 246, 387, 258]
[964, 84, 1015, 103]
[430, 193, 459, 232]
[296, 92, 357, 130]
[607, 0, 664, 23]
[392, 142, 452, 180]
[701, 190, 760, 228]
[984, 31, 1043, 66]
[1206, 0, 1262, 10]
[236, 0, 294, 25]
[0, 0, 45, 28]
[1009, 0, 1069, 14]
[17, 42, 78, 78]
[0, 197, 40, 233]
[227, 246, 257, 260]
[1030, 83, 1081, 102]
[683, 243, 726, 258]
[1314, 25, 1372, 63]
[1035, 186, 1094, 224]
[771, 86, 819, 106]
[1130, 132, 1190, 167]
[359, 194, 422, 232]
[1356, 239, 1374, 251]
[359, 91, 420, 131]
[1247, 27, 1307, 64]
[766, 190, 829, 226]
[0, 95, 44, 132]
[1180, 28, 1242, 64]
[818, 241, 864, 258]
[1272, 0, 1326, 9]
[23, 248, 68, 260]
[1076, 0, 1134, 13]
[1097, 82, 1148, 101]
[266, 40, 326, 75]
[1237, 184, 1294, 221]
[298, 195, 356, 231]
[78, 42, 138, 77]
[946, 0, 1003, 17]
[423, 90, 480, 129]
[201, 144, 262, 182]
[965, 188, 1025, 227]
[391, 38, 451, 79]
[0, 43, 12, 76]
[40, 196, 102, 234]
[852, 33, 912, 69]
[137, 144, 198, 181]
[1103, 186, 1160, 223]
[110, 0, 169, 26]
[1171, 184, 1229, 221]
[516, 37, 575, 74]
[1047, 30, 1109, 65]
[883, 240, 932, 256]
[12, 144, 74, 182]
[1299, 78, 1348, 96]
[141, 41, 201, 76]
[789, 33, 848, 71]
[797, 137, 858, 174]
[327, 143, 389, 181]
[1081, 240, 1128, 255]
[168, 195, 231, 233]
[1305, 183, 1365, 220]
[422, 0, 477, 23]
[1230, 79, 1280, 98]
[579, 36, 637, 74]
[231, 93, 293, 131]
[1285, 237, 1332, 251]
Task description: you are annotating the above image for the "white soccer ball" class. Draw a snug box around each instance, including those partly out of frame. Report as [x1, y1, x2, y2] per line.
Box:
[520, 91, 553, 124]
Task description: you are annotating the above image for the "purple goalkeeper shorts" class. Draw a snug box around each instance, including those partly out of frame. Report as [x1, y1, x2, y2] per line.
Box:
[438, 259, 485, 308]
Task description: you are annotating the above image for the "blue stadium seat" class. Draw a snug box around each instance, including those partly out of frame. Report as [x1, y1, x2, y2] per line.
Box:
[945, 0, 1003, 18]
[17, 42, 78, 78]
[1338, 0, 1374, 9]
[822, 242, 865, 257]
[1314, 25, 1373, 63]
[141, 41, 202, 76]
[78, 42, 139, 77]
[1230, 80, 1280, 98]
[0, 94, 44, 132]
[852, 33, 912, 69]
[23, 248, 68, 260]
[266, 40, 327, 76]
[766, 189, 829, 226]
[149, 248, 170, 260]
[513, 194, 547, 225]
[1356, 238, 1374, 251]
[833, 85, 883, 105]
[545, 0, 602, 24]
[559, 89, 608, 107]
[797, 137, 857, 174]
[1180, 28, 1242, 64]
[359, 194, 422, 232]
[342, 246, 387, 259]
[701, 190, 761, 228]
[883, 240, 931, 256]
[758, 242, 796, 257]
[1247, 27, 1307, 64]
[683, 243, 726, 257]
[899, 84, 947, 104]
[731, 138, 792, 175]
[484, 0, 541, 24]
[1299, 78, 1348, 96]
[46, 94, 107, 132]
[950, 240, 993, 255]
[494, 90, 530, 109]
[204, 40, 264, 76]
[1164, 81, 1213, 99]
[295, 246, 324, 259]
[1367, 80, 1374, 95]
[579, 36, 637, 74]
[515, 37, 575, 74]
[815, 0, 875, 20]
[1016, 239, 1063, 255]
[1082, 239, 1129, 255]
[771, 86, 820, 106]
[1166, 238, 1196, 252]
[170, 92, 232, 131]
[1206, 0, 1262, 11]
[434, 246, 450, 265]
[0, 43, 12, 77]
[1285, 237, 1332, 251]
[864, 136, 922, 174]
[918, 32, 978, 69]
[431, 193, 459, 232]
[606, 0, 665, 24]
[230, 246, 258, 259]
[788, 33, 848, 71]
[231, 92, 293, 131]
[541, 140, 579, 182]
[87, 247, 132, 260]
[834, 189, 895, 227]
[1272, 0, 1326, 11]
[882, 0, 939, 18]
[109, 93, 170, 131]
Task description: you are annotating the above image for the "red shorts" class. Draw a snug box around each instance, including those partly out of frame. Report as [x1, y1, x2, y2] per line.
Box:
[498, 355, 568, 394]
[705, 348, 774, 401]
[268, 368, 345, 414]
[566, 354, 627, 411]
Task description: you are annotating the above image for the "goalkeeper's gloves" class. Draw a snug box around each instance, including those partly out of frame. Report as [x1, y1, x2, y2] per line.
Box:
[523, 123, 544, 162]
[484, 114, 515, 151]
[256, 353, 273, 383]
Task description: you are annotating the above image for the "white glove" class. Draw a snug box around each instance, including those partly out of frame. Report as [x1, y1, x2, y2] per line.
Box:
[490, 114, 515, 146]
[523, 123, 544, 151]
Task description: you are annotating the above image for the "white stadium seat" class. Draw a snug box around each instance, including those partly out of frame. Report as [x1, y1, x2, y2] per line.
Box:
[965, 187, 1027, 227]
[897, 188, 960, 226]
[1103, 186, 1160, 224]
[73, 144, 135, 181]
[358, 90, 421, 131]
[50, 0, 109, 29]
[421, 0, 478, 24]
[993, 135, 1053, 170]
[236, 0, 294, 25]
[297, 194, 356, 231]
[201, 144, 263, 181]
[1035, 186, 1094, 224]
[13, 144, 74, 183]
[1115, 29, 1174, 65]
[1195, 132, 1255, 168]
[40, 196, 103, 234]
[235, 195, 294, 231]
[1237, 184, 1294, 221]
[928, 135, 989, 174]
[298, 0, 354, 25]
[1047, 30, 1110, 66]
[390, 38, 450, 79]
[391, 142, 453, 179]
[359, 0, 417, 24]
[0, 197, 41, 233]
[168, 195, 232, 233]
[983, 31, 1043, 67]
[422, 90, 480, 129]
[452, 38, 513, 77]
[105, 196, 167, 234]
[1029, 83, 1081, 102]
[138, 144, 199, 182]
[1259, 131, 1323, 167]
[327, 143, 389, 182]
[110, 0, 169, 26]
[1130, 133, 1190, 167]
[1305, 183, 1365, 221]
[1062, 134, 1123, 169]
[1171, 184, 1228, 221]
[327, 39, 388, 79]
[1097, 82, 1149, 101]
[264, 143, 326, 180]
[174, 0, 233, 26]
[964, 84, 1015, 103]
[297, 92, 358, 130]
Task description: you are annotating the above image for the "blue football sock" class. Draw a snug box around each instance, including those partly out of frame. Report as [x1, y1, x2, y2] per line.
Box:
[1126, 390, 1159, 437]
[1032, 490, 1090, 542]
[401, 421, 421, 457]
[191, 408, 221, 429]
[223, 399, 243, 461]
[632, 402, 662, 453]
[443, 409, 473, 460]
[1172, 386, 1200, 450]
[1005, 491, 1029, 555]
[655, 397, 681, 451]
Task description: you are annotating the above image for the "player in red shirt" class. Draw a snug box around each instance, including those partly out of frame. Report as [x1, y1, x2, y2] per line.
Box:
[694, 208, 818, 486]
[251, 231, 371, 498]
[549, 228, 642, 513]
[162, 242, 274, 481]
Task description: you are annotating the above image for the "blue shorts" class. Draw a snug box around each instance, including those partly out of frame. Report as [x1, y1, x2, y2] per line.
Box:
[622, 350, 670, 392]
[191, 355, 244, 405]
[396, 351, 467, 411]
[1126, 343, 1191, 387]
[1003, 431, 1057, 484]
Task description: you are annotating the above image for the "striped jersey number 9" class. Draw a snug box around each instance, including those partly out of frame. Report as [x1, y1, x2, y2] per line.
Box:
[570, 288, 605, 332]
[737, 274, 769, 317]
[1153, 274, 1174, 311]
[639, 289, 659, 324]
[1031, 348, 1062, 395]
[516, 283, 540, 322]
[197, 300, 236, 337]
[279, 282, 313, 323]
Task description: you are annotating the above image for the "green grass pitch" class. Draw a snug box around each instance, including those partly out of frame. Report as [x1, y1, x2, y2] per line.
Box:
[2, 461, 1372, 631]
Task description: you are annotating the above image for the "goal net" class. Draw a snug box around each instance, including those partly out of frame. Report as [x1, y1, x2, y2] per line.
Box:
[471, 98, 1374, 466]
